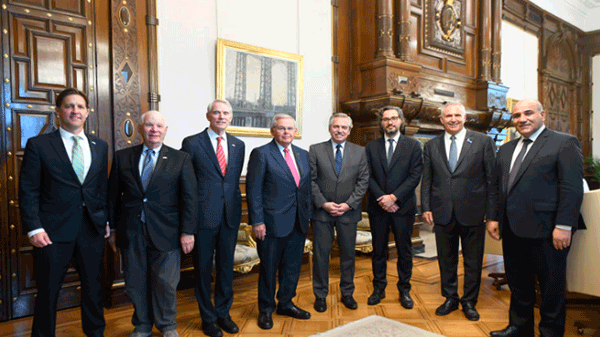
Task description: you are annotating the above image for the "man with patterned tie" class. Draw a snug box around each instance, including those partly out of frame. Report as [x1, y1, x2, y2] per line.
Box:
[181, 99, 245, 337]
[364, 106, 423, 309]
[420, 103, 496, 321]
[108, 110, 197, 337]
[19, 88, 110, 337]
[246, 114, 312, 330]
[308, 113, 369, 312]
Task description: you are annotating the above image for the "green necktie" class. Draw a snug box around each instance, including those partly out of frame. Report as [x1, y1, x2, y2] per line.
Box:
[72, 136, 85, 183]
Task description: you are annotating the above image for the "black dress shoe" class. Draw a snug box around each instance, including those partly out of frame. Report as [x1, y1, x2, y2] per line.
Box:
[399, 291, 414, 309]
[490, 326, 521, 337]
[257, 311, 273, 330]
[276, 304, 311, 319]
[201, 322, 223, 337]
[435, 298, 459, 316]
[341, 295, 358, 310]
[217, 317, 239, 334]
[314, 297, 327, 312]
[462, 302, 480, 321]
[367, 288, 386, 305]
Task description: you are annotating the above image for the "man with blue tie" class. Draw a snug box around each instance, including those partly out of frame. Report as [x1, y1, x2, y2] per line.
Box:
[19, 88, 110, 337]
[246, 114, 312, 330]
[108, 110, 197, 337]
[181, 99, 245, 337]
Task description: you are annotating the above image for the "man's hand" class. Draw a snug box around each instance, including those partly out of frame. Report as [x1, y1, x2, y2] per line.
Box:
[323, 202, 339, 216]
[29, 232, 52, 248]
[180, 233, 195, 254]
[552, 228, 572, 250]
[486, 220, 500, 240]
[107, 231, 117, 253]
[253, 224, 267, 241]
[377, 194, 397, 211]
[335, 203, 351, 216]
[104, 224, 111, 238]
[422, 211, 434, 226]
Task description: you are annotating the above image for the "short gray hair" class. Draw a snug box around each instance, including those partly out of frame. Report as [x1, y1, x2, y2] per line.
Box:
[271, 113, 297, 129]
[328, 113, 353, 129]
[442, 103, 466, 117]
[139, 110, 162, 124]
[207, 99, 232, 114]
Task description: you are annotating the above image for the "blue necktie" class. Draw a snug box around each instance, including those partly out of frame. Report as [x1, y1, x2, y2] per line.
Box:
[141, 149, 155, 191]
[448, 135, 457, 172]
[387, 139, 395, 165]
[335, 144, 342, 176]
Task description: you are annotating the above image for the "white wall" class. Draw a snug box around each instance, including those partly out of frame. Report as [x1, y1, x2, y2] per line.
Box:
[157, 0, 332, 172]
[593, 55, 600, 156]
[501, 20, 539, 101]
[530, 0, 600, 33]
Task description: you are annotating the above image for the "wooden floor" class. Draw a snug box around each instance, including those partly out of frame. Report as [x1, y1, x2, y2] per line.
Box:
[2, 254, 599, 337]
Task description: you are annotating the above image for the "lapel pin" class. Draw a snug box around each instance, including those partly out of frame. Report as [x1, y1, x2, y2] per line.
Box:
[232, 144, 235, 147]
[91, 140, 96, 145]
[163, 156, 167, 159]
[467, 138, 473, 144]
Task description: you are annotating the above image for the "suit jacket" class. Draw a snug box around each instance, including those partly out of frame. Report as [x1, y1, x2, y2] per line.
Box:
[421, 130, 496, 226]
[309, 140, 369, 224]
[19, 130, 109, 241]
[365, 135, 423, 216]
[181, 128, 245, 229]
[489, 128, 583, 239]
[108, 144, 197, 251]
[246, 140, 311, 237]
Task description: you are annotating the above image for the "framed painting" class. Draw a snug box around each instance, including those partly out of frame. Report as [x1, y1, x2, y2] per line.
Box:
[216, 38, 304, 138]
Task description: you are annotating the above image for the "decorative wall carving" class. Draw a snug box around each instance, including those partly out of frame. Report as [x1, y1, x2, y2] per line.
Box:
[425, 0, 465, 56]
[543, 79, 572, 134]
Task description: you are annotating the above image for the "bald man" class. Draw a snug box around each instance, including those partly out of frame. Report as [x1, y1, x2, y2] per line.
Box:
[108, 111, 197, 337]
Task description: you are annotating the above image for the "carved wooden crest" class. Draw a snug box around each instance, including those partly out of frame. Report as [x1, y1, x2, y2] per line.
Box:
[424, 0, 465, 57]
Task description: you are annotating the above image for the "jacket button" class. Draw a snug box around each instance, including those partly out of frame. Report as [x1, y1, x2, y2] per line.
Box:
[137, 214, 141, 218]
[143, 198, 147, 202]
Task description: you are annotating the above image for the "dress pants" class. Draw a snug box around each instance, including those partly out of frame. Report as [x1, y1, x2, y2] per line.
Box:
[122, 221, 181, 334]
[312, 220, 357, 298]
[434, 214, 485, 305]
[502, 224, 570, 337]
[32, 212, 105, 337]
[256, 221, 306, 313]
[368, 211, 414, 293]
[193, 213, 238, 323]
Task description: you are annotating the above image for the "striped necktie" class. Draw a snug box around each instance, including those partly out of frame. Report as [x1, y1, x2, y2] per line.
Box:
[72, 136, 85, 183]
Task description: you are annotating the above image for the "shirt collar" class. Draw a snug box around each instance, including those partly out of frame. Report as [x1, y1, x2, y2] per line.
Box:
[207, 127, 227, 142]
[444, 127, 467, 141]
[331, 139, 346, 149]
[384, 132, 401, 144]
[525, 125, 545, 142]
[59, 127, 87, 141]
[275, 141, 292, 153]
[143, 143, 162, 155]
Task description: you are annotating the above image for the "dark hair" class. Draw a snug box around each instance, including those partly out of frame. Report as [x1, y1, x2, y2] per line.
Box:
[56, 88, 89, 108]
[378, 105, 406, 134]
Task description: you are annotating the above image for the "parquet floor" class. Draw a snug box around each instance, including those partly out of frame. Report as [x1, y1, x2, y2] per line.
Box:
[2, 254, 599, 337]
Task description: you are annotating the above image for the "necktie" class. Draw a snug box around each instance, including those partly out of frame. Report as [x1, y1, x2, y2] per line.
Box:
[335, 144, 342, 176]
[216, 136, 227, 175]
[387, 139, 395, 164]
[507, 139, 532, 190]
[72, 136, 85, 183]
[448, 135, 457, 172]
[141, 149, 155, 191]
[284, 148, 300, 186]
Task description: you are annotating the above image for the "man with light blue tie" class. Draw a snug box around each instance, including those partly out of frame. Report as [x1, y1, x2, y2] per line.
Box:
[309, 113, 369, 312]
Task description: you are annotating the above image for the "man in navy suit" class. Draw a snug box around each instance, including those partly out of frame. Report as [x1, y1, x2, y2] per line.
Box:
[487, 99, 583, 337]
[19, 88, 110, 337]
[246, 114, 312, 330]
[108, 111, 197, 337]
[421, 103, 496, 321]
[181, 99, 245, 337]
[365, 106, 423, 309]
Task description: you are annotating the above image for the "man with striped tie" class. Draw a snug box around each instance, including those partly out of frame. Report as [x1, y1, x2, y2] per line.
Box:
[108, 110, 197, 337]
[181, 99, 245, 337]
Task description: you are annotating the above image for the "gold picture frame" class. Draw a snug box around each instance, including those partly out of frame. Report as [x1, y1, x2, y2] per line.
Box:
[216, 38, 304, 138]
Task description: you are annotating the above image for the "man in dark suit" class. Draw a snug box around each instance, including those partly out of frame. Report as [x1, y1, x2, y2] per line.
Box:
[246, 114, 312, 330]
[365, 106, 423, 309]
[309, 112, 369, 312]
[487, 99, 583, 337]
[421, 103, 496, 321]
[181, 99, 245, 337]
[19, 88, 110, 337]
[108, 110, 197, 337]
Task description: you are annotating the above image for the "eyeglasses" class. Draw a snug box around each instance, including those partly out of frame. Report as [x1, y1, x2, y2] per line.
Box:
[381, 116, 399, 123]
[275, 126, 296, 132]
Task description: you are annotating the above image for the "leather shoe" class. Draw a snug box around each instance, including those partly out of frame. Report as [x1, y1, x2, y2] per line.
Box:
[490, 326, 521, 337]
[462, 302, 480, 321]
[276, 304, 311, 319]
[399, 291, 414, 309]
[257, 311, 273, 330]
[367, 288, 386, 305]
[201, 322, 223, 337]
[314, 297, 327, 312]
[435, 298, 459, 316]
[341, 295, 358, 310]
[217, 317, 239, 334]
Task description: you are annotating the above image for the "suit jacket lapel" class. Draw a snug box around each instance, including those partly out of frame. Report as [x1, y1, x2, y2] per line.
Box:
[376, 138, 388, 174]
[387, 136, 404, 172]
[509, 130, 550, 193]
[130, 145, 145, 192]
[225, 132, 238, 178]
[292, 144, 308, 183]
[338, 143, 352, 180]
[325, 142, 338, 177]
[501, 140, 518, 194]
[454, 130, 473, 173]
[48, 131, 81, 183]
[436, 135, 452, 174]
[269, 140, 295, 183]
[201, 130, 224, 177]
[147, 146, 169, 190]
[84, 136, 99, 184]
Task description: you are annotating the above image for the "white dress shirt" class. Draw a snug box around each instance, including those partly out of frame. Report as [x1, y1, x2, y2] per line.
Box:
[207, 128, 228, 165]
[444, 127, 467, 162]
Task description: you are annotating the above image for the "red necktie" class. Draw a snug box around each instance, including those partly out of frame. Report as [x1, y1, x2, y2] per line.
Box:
[284, 148, 300, 186]
[216, 136, 227, 175]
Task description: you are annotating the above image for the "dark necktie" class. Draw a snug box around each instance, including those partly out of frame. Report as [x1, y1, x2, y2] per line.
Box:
[141, 149, 155, 192]
[448, 135, 457, 172]
[507, 139, 532, 190]
[387, 139, 395, 165]
[335, 144, 342, 176]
